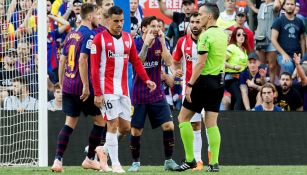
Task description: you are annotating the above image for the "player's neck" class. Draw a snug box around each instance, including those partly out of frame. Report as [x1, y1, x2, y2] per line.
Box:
[130, 12, 135, 17]
[101, 17, 108, 27]
[205, 21, 217, 30]
[81, 21, 93, 30]
[191, 34, 199, 42]
[262, 103, 274, 111]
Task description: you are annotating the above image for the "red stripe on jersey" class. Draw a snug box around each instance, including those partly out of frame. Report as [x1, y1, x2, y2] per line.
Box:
[184, 37, 193, 83]
[121, 33, 130, 96]
[103, 32, 115, 94]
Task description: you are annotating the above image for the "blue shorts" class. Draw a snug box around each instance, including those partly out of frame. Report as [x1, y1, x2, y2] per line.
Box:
[62, 92, 101, 117]
[131, 99, 173, 129]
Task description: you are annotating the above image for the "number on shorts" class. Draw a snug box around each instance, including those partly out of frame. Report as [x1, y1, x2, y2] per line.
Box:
[104, 100, 113, 110]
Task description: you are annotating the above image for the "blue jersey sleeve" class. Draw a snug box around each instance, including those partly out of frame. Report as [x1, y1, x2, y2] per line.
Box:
[80, 32, 94, 55]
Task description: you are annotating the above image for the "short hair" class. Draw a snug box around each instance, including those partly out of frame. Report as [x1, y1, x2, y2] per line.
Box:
[280, 71, 292, 79]
[107, 6, 123, 17]
[201, 3, 220, 20]
[260, 83, 278, 98]
[141, 16, 157, 29]
[54, 83, 61, 90]
[80, 3, 96, 20]
[190, 12, 199, 19]
[157, 18, 165, 25]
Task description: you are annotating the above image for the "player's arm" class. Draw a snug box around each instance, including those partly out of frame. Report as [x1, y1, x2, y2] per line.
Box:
[139, 29, 155, 63]
[159, 29, 172, 66]
[130, 37, 156, 91]
[90, 34, 104, 108]
[171, 37, 184, 77]
[48, 14, 70, 34]
[157, 0, 173, 19]
[58, 54, 67, 89]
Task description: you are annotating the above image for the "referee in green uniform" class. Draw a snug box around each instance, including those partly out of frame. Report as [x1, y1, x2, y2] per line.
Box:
[174, 3, 228, 172]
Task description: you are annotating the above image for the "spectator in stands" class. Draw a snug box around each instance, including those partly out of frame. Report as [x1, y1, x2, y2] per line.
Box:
[48, 83, 62, 111]
[293, 53, 307, 110]
[96, 0, 114, 27]
[252, 83, 283, 111]
[130, 0, 139, 37]
[271, 0, 306, 75]
[240, 52, 269, 110]
[58, 0, 82, 31]
[158, 0, 195, 48]
[276, 72, 303, 111]
[47, 0, 52, 15]
[228, 9, 254, 53]
[224, 27, 250, 110]
[247, 0, 279, 83]
[217, 0, 236, 29]
[3, 77, 38, 111]
[0, 49, 19, 106]
[15, 39, 33, 76]
[47, 14, 70, 84]
[0, 2, 15, 56]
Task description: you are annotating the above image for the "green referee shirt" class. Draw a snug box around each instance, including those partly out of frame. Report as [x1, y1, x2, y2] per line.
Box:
[197, 26, 228, 75]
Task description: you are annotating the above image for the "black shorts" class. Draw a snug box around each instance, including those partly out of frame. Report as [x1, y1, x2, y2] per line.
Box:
[62, 92, 101, 117]
[183, 75, 224, 113]
[131, 99, 173, 129]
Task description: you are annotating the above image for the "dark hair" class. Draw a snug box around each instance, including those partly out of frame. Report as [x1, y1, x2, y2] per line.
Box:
[107, 6, 123, 17]
[201, 3, 219, 20]
[96, 0, 103, 6]
[141, 16, 157, 30]
[54, 83, 61, 90]
[190, 12, 199, 19]
[80, 3, 96, 20]
[156, 18, 165, 26]
[280, 71, 292, 79]
[260, 83, 278, 98]
[229, 27, 251, 53]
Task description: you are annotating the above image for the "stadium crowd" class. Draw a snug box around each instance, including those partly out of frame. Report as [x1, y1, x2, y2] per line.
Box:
[0, 0, 306, 112]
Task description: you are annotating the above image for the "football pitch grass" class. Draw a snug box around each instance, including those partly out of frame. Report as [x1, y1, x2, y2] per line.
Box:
[1, 166, 307, 175]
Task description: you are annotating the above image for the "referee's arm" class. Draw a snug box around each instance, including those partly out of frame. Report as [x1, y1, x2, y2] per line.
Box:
[188, 52, 208, 85]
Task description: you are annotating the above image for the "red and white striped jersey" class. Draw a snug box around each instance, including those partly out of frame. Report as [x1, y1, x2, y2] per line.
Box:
[173, 34, 198, 86]
[91, 30, 149, 97]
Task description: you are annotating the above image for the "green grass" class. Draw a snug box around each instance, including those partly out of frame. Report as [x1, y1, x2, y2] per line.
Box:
[1, 166, 307, 175]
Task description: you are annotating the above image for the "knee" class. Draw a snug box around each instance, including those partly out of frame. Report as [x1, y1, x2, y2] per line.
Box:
[107, 119, 118, 133]
[131, 127, 142, 136]
[119, 125, 130, 135]
[161, 121, 174, 131]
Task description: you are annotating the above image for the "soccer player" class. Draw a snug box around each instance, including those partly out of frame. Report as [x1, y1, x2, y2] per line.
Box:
[51, 3, 103, 172]
[174, 3, 228, 172]
[172, 12, 205, 171]
[127, 16, 178, 172]
[90, 6, 156, 173]
[94, 0, 114, 33]
[252, 83, 282, 111]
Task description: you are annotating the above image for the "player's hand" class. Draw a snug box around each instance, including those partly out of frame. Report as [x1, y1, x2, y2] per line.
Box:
[175, 69, 183, 77]
[144, 29, 155, 46]
[282, 53, 291, 64]
[158, 29, 165, 44]
[94, 95, 104, 109]
[146, 80, 156, 92]
[185, 86, 192, 103]
[80, 85, 90, 102]
[293, 53, 301, 65]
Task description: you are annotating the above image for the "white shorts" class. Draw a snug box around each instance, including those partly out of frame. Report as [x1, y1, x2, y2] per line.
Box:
[100, 94, 131, 121]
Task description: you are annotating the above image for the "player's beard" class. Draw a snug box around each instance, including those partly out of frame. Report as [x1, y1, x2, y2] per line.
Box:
[92, 21, 98, 28]
[191, 28, 201, 36]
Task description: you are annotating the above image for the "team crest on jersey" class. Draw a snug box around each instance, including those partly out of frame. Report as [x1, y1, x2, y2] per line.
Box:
[107, 42, 112, 46]
[155, 50, 161, 56]
[86, 39, 93, 49]
[125, 41, 130, 48]
[91, 44, 97, 54]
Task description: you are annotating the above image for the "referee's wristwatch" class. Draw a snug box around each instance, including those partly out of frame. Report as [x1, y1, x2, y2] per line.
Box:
[187, 82, 193, 88]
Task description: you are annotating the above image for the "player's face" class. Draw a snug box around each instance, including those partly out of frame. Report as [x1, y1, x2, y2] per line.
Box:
[236, 29, 246, 45]
[182, 2, 194, 15]
[248, 59, 259, 72]
[198, 6, 209, 28]
[261, 87, 274, 104]
[189, 16, 202, 36]
[130, 0, 138, 13]
[47, 1, 52, 14]
[89, 10, 99, 28]
[101, 0, 114, 17]
[108, 14, 124, 35]
[54, 89, 62, 101]
[279, 74, 292, 91]
[158, 21, 165, 32]
[147, 20, 159, 37]
[283, 0, 296, 15]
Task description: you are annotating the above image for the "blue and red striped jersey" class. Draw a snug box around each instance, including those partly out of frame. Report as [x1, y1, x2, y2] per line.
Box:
[132, 37, 165, 104]
[62, 25, 95, 95]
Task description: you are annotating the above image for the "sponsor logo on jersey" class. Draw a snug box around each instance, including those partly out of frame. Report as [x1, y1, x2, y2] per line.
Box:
[143, 61, 159, 68]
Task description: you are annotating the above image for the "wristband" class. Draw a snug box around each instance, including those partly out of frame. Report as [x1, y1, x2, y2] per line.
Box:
[187, 82, 193, 88]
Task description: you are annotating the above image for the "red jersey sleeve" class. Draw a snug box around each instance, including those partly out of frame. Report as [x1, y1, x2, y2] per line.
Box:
[90, 33, 103, 96]
[129, 37, 150, 83]
[172, 36, 184, 62]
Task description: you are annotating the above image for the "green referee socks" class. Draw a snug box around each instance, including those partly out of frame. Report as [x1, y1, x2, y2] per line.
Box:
[179, 122, 194, 162]
[207, 126, 221, 165]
